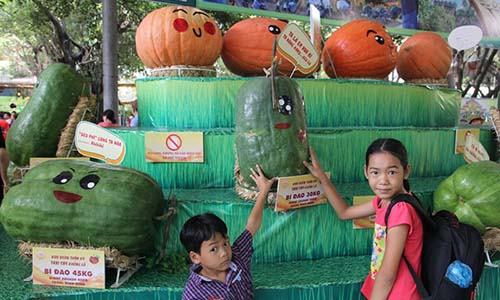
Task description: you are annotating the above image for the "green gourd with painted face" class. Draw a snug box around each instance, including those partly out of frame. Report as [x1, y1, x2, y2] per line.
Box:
[0, 160, 164, 256]
[235, 76, 309, 184]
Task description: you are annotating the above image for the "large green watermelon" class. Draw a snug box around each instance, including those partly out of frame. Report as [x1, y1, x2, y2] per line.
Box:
[0, 160, 164, 256]
[433, 160, 500, 233]
[6, 63, 90, 166]
[235, 76, 309, 184]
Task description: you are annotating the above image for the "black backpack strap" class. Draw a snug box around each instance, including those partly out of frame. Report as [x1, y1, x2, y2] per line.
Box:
[385, 193, 435, 230]
[402, 255, 429, 298]
[385, 193, 431, 298]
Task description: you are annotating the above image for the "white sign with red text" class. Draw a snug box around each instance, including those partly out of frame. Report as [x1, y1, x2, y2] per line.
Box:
[464, 132, 490, 163]
[277, 23, 319, 75]
[74, 121, 126, 165]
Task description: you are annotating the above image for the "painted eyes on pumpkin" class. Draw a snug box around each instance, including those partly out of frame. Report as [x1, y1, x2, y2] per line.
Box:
[173, 18, 189, 32]
[268, 25, 281, 35]
[374, 35, 385, 45]
[278, 95, 293, 115]
[79, 174, 100, 190]
[53, 171, 73, 184]
[366, 29, 385, 45]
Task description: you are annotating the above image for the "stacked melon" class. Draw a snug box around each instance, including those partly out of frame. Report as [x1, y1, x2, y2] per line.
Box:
[135, 6, 222, 77]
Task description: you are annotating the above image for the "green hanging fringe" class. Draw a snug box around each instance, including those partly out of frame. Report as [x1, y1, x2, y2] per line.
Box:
[159, 177, 439, 264]
[112, 127, 496, 190]
[136, 77, 461, 129]
[1, 223, 498, 300]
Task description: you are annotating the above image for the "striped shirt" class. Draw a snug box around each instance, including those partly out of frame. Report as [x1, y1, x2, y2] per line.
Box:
[182, 229, 254, 300]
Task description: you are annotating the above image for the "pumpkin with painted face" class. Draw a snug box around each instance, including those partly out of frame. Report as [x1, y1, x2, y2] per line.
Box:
[0, 160, 164, 256]
[321, 19, 397, 79]
[222, 17, 309, 77]
[135, 6, 223, 69]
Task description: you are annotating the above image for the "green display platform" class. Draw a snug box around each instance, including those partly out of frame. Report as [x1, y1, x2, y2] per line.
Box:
[137, 77, 461, 128]
[113, 127, 497, 190]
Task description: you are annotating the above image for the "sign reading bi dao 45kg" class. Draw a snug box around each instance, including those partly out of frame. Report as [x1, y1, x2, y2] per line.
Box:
[32, 247, 105, 289]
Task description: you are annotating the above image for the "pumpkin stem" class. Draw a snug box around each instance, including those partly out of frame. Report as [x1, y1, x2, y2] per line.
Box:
[324, 47, 337, 78]
[271, 38, 279, 110]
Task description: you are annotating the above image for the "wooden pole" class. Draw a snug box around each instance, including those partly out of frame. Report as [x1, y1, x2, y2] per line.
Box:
[102, 0, 119, 123]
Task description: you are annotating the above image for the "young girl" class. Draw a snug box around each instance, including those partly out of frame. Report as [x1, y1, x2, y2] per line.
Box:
[303, 138, 423, 300]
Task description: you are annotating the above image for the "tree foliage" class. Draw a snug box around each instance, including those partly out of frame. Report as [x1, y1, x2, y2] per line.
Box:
[0, 0, 161, 93]
[0, 1, 250, 93]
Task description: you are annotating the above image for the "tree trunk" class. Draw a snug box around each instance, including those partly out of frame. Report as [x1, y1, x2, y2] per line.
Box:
[102, 0, 119, 122]
[471, 49, 498, 98]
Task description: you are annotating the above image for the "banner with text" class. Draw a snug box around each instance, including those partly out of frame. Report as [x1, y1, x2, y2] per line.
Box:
[74, 121, 126, 165]
[463, 132, 490, 163]
[277, 22, 319, 75]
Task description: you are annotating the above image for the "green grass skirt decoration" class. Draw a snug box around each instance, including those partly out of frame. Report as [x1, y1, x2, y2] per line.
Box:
[136, 77, 461, 129]
[159, 177, 439, 264]
[112, 127, 497, 190]
[2, 220, 499, 300]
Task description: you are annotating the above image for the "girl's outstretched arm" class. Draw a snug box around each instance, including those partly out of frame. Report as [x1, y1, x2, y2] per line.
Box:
[246, 164, 277, 236]
[303, 147, 374, 220]
[370, 224, 409, 300]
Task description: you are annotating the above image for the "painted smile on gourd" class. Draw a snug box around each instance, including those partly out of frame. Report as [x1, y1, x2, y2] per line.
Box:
[53, 191, 83, 203]
[192, 27, 202, 37]
[51, 168, 100, 204]
[275, 123, 291, 129]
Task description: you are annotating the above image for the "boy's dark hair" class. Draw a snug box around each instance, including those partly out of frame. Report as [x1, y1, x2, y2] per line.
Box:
[365, 138, 410, 191]
[180, 213, 228, 253]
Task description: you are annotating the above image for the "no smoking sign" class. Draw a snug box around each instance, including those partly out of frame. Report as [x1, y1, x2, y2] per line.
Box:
[145, 131, 204, 163]
[166, 134, 182, 151]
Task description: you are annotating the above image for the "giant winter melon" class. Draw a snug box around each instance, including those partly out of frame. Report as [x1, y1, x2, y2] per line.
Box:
[0, 160, 164, 256]
[235, 76, 309, 185]
[6, 63, 90, 166]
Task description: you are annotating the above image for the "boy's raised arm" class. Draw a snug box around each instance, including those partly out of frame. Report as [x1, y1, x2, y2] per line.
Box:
[246, 165, 277, 236]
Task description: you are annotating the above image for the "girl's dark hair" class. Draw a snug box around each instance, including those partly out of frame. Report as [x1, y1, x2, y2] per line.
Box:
[365, 138, 410, 191]
[103, 109, 116, 123]
[180, 213, 228, 253]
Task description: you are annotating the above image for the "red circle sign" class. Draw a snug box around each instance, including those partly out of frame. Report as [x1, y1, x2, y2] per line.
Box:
[166, 134, 182, 151]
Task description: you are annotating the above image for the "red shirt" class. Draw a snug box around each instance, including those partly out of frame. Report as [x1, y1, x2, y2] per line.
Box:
[97, 121, 119, 128]
[361, 196, 423, 300]
[0, 120, 9, 140]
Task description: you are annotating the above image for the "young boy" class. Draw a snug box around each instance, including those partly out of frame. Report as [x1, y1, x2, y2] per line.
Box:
[180, 164, 276, 300]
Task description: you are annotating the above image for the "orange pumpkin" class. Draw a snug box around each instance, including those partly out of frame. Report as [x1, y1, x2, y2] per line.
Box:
[397, 32, 452, 81]
[135, 6, 223, 69]
[321, 19, 397, 79]
[221, 17, 309, 77]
